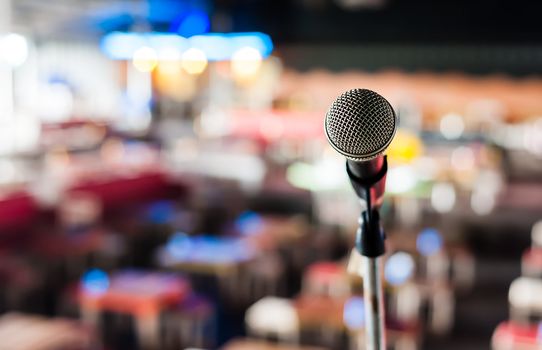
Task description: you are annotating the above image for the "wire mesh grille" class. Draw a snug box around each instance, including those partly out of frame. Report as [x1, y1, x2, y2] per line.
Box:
[325, 89, 397, 160]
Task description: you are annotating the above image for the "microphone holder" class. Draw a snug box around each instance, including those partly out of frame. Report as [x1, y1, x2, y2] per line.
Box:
[346, 156, 387, 350]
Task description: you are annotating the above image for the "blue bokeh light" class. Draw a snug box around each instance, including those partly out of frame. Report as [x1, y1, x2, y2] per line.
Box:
[384, 252, 415, 286]
[343, 296, 365, 330]
[82, 269, 110, 295]
[147, 201, 174, 224]
[166, 232, 193, 259]
[173, 10, 210, 37]
[235, 211, 263, 236]
[416, 228, 444, 257]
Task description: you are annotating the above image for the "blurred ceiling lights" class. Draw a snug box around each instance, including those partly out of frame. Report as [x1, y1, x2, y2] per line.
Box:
[101, 32, 273, 61]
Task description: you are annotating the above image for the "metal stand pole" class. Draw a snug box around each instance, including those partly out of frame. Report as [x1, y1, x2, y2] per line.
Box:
[361, 256, 386, 350]
[346, 157, 388, 350]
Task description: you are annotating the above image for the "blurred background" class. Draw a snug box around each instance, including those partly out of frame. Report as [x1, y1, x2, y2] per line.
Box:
[0, 0, 541, 349]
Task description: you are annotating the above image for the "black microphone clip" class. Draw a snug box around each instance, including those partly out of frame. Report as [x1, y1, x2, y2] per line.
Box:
[347, 156, 387, 258]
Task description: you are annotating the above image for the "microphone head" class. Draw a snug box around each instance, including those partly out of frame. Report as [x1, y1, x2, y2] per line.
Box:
[325, 89, 397, 161]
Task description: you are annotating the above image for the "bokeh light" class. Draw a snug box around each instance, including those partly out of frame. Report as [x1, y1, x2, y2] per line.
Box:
[385, 252, 415, 285]
[387, 129, 424, 164]
[82, 269, 110, 295]
[451, 146, 475, 171]
[431, 182, 456, 213]
[471, 189, 495, 215]
[181, 48, 208, 75]
[175, 10, 210, 37]
[417, 228, 444, 257]
[0, 33, 28, 67]
[231, 46, 263, 81]
[343, 296, 365, 330]
[440, 113, 465, 140]
[235, 211, 264, 236]
[132, 46, 158, 72]
[166, 232, 193, 259]
[386, 165, 417, 194]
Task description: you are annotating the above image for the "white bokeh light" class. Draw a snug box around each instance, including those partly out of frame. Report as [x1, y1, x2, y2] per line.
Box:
[132, 46, 158, 72]
[431, 182, 456, 213]
[181, 48, 208, 75]
[231, 46, 263, 80]
[471, 190, 495, 215]
[0, 33, 28, 67]
[440, 113, 465, 140]
[386, 165, 417, 194]
[451, 146, 475, 171]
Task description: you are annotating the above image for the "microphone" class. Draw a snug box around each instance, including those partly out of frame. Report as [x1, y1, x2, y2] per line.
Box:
[324, 88, 397, 208]
[324, 89, 397, 350]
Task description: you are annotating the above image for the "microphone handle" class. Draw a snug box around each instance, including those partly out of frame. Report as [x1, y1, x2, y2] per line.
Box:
[347, 156, 387, 207]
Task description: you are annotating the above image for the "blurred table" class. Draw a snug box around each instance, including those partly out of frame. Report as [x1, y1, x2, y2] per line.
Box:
[222, 338, 328, 350]
[241, 215, 308, 251]
[0, 312, 94, 350]
[158, 235, 255, 275]
[158, 234, 254, 301]
[492, 321, 541, 350]
[78, 269, 190, 349]
[159, 214, 307, 275]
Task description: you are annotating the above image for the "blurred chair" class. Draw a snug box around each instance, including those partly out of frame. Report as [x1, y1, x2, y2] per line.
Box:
[0, 254, 44, 313]
[164, 294, 215, 349]
[78, 270, 191, 350]
[449, 247, 476, 293]
[303, 261, 350, 299]
[0, 191, 39, 236]
[384, 252, 423, 326]
[492, 321, 541, 350]
[427, 282, 455, 335]
[245, 297, 299, 344]
[243, 253, 286, 302]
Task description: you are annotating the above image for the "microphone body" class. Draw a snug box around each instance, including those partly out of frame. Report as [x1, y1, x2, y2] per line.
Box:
[347, 156, 387, 208]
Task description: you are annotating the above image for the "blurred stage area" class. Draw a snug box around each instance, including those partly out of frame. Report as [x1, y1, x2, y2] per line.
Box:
[0, 0, 541, 349]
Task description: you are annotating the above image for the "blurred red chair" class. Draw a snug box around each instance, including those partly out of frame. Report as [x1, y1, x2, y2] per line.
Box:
[303, 261, 350, 298]
[67, 171, 188, 220]
[0, 191, 39, 236]
[492, 321, 541, 350]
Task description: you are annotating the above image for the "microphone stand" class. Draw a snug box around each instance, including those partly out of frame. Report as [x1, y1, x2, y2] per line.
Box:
[347, 157, 387, 350]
